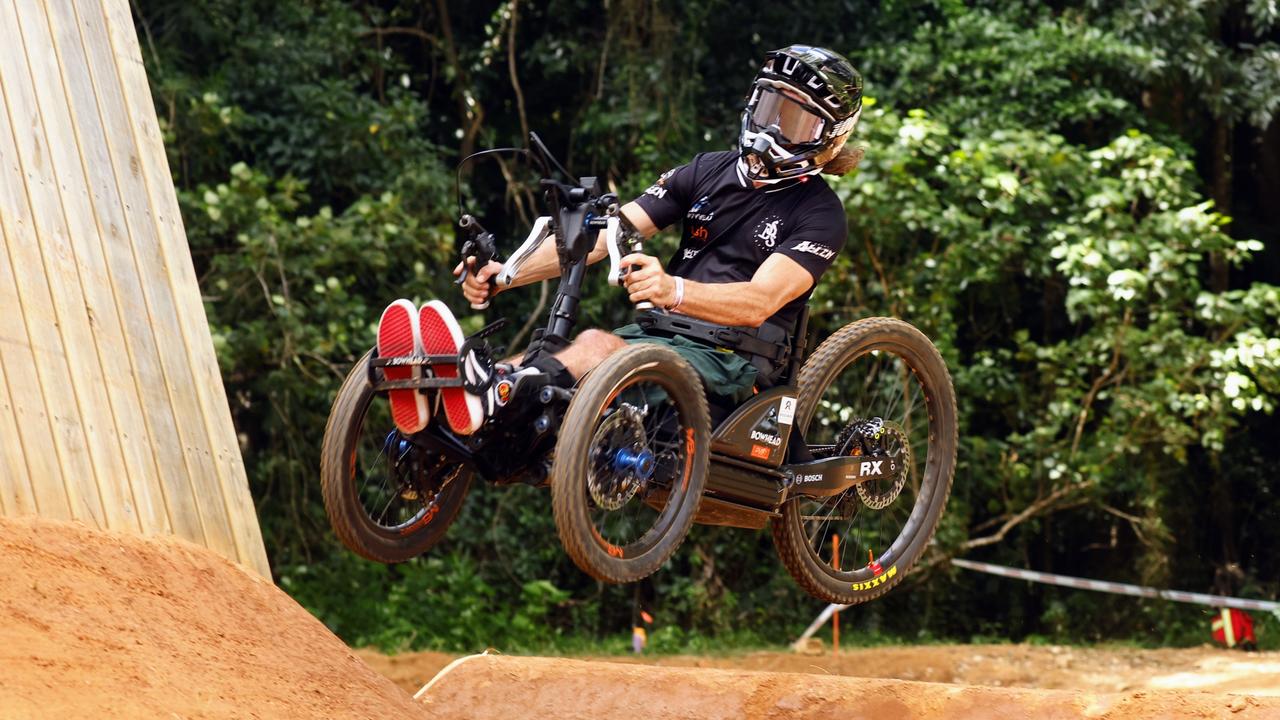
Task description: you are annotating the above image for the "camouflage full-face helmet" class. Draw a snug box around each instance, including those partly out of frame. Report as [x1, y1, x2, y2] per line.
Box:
[739, 45, 864, 183]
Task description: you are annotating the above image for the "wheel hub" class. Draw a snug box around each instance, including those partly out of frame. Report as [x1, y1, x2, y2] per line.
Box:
[384, 431, 457, 503]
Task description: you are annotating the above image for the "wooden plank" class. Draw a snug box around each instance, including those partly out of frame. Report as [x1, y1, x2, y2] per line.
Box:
[94, 0, 262, 568]
[42, 0, 173, 533]
[0, 165, 44, 517]
[62, 0, 204, 542]
[100, 0, 270, 575]
[0, 3, 89, 522]
[8, 0, 133, 530]
[0, 349, 34, 515]
[60, 0, 220, 548]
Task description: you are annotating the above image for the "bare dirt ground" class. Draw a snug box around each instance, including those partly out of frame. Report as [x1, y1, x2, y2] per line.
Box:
[360, 642, 1280, 701]
[412, 653, 1280, 720]
[3, 514, 1276, 719]
[0, 517, 426, 719]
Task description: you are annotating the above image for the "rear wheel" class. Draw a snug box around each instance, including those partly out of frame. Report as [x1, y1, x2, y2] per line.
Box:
[552, 344, 710, 584]
[321, 350, 472, 563]
[771, 318, 956, 604]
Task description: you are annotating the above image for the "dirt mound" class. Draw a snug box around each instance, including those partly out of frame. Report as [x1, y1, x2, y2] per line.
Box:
[6, 512, 1273, 720]
[363, 644, 1280, 698]
[0, 517, 426, 719]
[417, 653, 1280, 719]
[607, 644, 1280, 696]
[356, 647, 456, 692]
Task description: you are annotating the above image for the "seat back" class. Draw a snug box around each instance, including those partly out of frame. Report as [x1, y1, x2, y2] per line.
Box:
[753, 306, 810, 389]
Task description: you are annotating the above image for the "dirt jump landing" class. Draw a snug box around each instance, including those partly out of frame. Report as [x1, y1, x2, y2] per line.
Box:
[0, 517, 426, 719]
[415, 653, 1280, 720]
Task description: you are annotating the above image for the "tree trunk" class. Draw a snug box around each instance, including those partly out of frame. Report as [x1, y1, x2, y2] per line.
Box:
[1209, 117, 1232, 293]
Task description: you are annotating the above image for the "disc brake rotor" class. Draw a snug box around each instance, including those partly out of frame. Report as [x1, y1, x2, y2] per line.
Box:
[588, 404, 650, 512]
[855, 420, 910, 510]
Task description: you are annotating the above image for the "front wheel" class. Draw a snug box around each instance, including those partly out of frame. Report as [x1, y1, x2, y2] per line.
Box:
[320, 350, 472, 563]
[771, 317, 957, 604]
[552, 343, 711, 584]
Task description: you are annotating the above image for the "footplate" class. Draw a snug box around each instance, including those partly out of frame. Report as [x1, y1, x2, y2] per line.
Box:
[367, 318, 506, 393]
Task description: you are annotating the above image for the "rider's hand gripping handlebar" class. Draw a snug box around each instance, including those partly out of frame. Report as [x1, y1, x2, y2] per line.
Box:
[456, 215, 499, 310]
[605, 211, 654, 311]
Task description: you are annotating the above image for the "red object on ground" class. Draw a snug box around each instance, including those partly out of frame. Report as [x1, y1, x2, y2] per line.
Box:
[1211, 608, 1257, 649]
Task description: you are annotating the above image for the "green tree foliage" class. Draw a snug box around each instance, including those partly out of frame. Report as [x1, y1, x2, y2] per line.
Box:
[136, 0, 1279, 651]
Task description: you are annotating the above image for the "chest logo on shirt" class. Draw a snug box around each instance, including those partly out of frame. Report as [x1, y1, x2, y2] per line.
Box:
[682, 225, 709, 260]
[687, 195, 715, 223]
[752, 214, 784, 252]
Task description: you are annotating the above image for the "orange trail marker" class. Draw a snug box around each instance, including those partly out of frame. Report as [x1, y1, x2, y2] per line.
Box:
[832, 535, 840, 655]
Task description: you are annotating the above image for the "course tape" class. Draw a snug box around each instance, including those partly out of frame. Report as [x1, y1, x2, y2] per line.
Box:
[793, 559, 1280, 648]
[951, 558, 1280, 614]
[414, 650, 492, 701]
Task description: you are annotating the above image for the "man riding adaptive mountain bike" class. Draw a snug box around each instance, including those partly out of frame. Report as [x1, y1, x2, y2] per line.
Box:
[321, 46, 957, 604]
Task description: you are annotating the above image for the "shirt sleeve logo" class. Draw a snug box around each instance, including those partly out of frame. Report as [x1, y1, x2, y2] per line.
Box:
[752, 214, 784, 252]
[790, 240, 836, 260]
[644, 167, 678, 198]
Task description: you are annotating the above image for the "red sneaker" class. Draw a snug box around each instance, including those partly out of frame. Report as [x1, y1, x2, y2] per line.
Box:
[419, 300, 484, 435]
[377, 299, 429, 433]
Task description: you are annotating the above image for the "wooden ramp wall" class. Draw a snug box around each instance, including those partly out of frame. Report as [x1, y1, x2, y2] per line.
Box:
[0, 0, 270, 576]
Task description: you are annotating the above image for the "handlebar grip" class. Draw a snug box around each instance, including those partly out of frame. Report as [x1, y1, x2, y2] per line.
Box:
[606, 216, 658, 310]
[605, 217, 623, 287]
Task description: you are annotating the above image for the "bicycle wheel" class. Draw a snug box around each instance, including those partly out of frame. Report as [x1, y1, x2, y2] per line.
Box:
[771, 317, 956, 604]
[321, 350, 472, 563]
[552, 343, 710, 584]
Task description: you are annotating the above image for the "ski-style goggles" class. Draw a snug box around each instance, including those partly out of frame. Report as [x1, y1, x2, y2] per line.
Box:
[745, 86, 830, 148]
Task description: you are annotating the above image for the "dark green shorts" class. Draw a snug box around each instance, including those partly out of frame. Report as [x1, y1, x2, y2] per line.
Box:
[613, 323, 758, 402]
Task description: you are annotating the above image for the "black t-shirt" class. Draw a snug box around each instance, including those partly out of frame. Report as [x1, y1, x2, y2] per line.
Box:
[632, 150, 846, 330]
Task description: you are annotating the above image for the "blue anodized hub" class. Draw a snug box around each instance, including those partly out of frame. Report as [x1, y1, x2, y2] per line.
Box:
[611, 447, 656, 480]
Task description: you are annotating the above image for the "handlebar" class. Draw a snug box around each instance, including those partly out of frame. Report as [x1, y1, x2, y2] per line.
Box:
[454, 133, 652, 345]
[471, 207, 653, 311]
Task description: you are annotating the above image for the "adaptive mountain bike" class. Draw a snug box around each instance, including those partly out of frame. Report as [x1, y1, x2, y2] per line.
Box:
[320, 133, 956, 604]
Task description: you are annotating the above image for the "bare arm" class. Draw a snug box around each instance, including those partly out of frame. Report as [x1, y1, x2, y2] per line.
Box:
[454, 202, 658, 305]
[621, 252, 815, 328]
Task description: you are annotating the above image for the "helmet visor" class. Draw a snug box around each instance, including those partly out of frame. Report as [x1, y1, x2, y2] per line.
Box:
[748, 87, 827, 147]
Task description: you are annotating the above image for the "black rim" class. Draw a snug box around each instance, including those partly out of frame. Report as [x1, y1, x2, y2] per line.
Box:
[799, 344, 939, 583]
[583, 372, 694, 559]
[350, 386, 460, 536]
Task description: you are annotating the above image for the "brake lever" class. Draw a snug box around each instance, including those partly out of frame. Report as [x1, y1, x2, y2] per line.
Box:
[457, 215, 498, 310]
[605, 213, 654, 310]
[497, 217, 552, 289]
